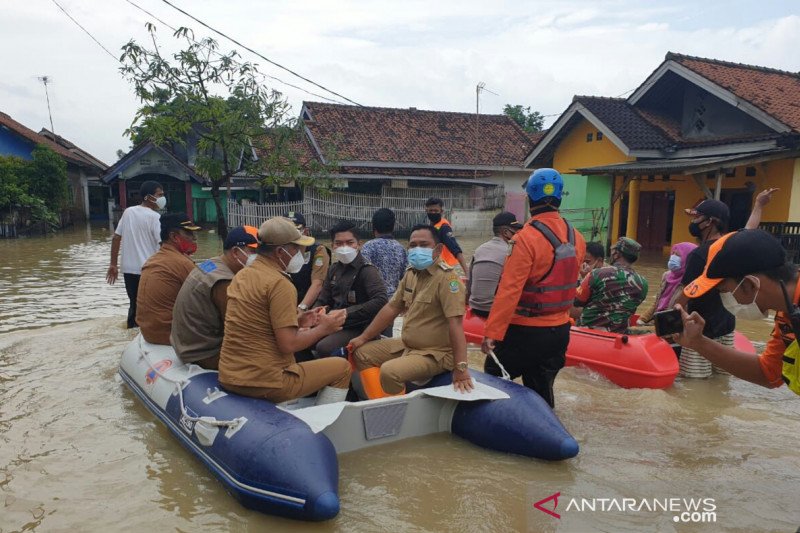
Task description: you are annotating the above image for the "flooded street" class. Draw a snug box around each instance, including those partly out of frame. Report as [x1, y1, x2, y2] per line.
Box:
[1, 224, 799, 532]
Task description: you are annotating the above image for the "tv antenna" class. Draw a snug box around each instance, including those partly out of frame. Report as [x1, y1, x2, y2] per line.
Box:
[37, 75, 56, 134]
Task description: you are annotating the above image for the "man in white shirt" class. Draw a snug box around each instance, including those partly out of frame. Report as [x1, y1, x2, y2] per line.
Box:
[106, 181, 164, 328]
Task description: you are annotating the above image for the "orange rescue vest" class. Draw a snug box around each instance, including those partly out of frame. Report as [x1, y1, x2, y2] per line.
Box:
[433, 218, 458, 267]
[515, 219, 579, 317]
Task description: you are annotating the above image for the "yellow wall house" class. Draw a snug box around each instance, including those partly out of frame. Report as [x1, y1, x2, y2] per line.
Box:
[525, 52, 800, 257]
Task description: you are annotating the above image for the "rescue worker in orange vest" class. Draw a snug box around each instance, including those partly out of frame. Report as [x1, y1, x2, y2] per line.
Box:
[481, 168, 586, 408]
[425, 198, 468, 274]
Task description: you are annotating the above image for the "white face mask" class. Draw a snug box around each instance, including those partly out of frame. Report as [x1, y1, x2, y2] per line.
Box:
[153, 196, 167, 210]
[280, 246, 305, 274]
[245, 253, 257, 267]
[720, 277, 768, 320]
[334, 245, 358, 264]
[234, 247, 257, 268]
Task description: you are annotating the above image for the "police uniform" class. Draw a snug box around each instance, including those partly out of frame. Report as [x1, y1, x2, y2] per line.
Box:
[353, 260, 465, 394]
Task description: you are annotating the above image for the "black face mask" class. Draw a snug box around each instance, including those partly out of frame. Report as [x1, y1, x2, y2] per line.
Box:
[427, 213, 442, 224]
[689, 221, 704, 239]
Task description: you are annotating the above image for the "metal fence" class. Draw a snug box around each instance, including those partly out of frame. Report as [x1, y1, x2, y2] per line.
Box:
[760, 222, 800, 264]
[560, 207, 609, 242]
[228, 184, 505, 235]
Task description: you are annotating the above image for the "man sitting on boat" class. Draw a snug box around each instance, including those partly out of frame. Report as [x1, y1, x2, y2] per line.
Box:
[676, 229, 800, 396]
[466, 211, 522, 318]
[348, 224, 474, 396]
[170, 226, 258, 370]
[136, 213, 200, 345]
[312, 220, 388, 357]
[218, 217, 351, 405]
[572, 236, 648, 334]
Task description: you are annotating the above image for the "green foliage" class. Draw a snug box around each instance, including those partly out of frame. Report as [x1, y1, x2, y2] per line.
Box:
[0, 148, 64, 227]
[29, 145, 69, 211]
[120, 25, 338, 236]
[503, 104, 545, 133]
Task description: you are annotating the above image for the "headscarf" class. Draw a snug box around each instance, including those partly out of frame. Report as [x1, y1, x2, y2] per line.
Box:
[656, 242, 698, 312]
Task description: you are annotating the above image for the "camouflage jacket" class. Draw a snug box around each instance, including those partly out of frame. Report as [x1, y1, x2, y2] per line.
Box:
[576, 264, 648, 333]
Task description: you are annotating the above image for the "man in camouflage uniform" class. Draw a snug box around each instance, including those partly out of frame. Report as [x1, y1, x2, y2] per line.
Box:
[573, 237, 648, 333]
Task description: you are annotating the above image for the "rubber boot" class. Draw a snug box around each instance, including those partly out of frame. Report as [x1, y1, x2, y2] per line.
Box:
[315, 386, 348, 405]
[360, 367, 405, 399]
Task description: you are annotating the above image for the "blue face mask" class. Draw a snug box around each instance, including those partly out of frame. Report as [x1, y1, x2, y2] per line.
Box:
[408, 247, 435, 270]
[667, 254, 681, 272]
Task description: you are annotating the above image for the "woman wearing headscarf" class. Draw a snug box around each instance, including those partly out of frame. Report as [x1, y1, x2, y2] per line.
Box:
[637, 242, 698, 325]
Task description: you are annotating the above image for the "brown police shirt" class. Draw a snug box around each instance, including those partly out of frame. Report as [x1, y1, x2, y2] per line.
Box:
[218, 255, 300, 389]
[136, 243, 195, 345]
[389, 261, 465, 362]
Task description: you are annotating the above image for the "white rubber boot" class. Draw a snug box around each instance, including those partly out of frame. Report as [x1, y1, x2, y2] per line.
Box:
[315, 386, 348, 405]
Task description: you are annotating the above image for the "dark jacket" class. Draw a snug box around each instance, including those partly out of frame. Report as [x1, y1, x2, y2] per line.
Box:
[314, 253, 387, 328]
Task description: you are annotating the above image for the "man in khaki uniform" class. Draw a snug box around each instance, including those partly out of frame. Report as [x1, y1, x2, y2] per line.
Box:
[219, 217, 351, 405]
[349, 224, 474, 395]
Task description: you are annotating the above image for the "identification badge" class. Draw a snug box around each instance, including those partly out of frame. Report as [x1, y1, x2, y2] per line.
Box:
[198, 259, 217, 273]
[348, 290, 357, 304]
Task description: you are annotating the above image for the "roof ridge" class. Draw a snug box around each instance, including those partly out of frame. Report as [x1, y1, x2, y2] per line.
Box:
[302, 100, 511, 120]
[573, 95, 627, 102]
[666, 51, 800, 78]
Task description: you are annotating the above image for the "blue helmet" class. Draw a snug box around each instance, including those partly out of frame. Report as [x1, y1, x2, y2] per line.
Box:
[526, 168, 564, 202]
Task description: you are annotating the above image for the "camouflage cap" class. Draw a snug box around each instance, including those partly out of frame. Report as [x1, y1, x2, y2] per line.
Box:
[612, 236, 642, 259]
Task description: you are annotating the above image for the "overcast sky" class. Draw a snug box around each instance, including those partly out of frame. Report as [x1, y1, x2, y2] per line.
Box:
[2, 0, 799, 165]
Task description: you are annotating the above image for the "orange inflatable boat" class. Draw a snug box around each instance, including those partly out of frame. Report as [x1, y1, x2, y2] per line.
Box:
[463, 308, 756, 389]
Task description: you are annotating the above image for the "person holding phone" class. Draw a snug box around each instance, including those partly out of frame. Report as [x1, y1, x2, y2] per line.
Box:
[675, 229, 800, 394]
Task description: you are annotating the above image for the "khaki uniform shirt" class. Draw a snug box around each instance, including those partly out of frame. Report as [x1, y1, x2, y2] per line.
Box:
[136, 243, 195, 345]
[390, 261, 465, 361]
[218, 255, 300, 388]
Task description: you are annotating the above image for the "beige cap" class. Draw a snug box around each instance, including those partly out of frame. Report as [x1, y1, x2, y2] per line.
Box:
[258, 216, 315, 246]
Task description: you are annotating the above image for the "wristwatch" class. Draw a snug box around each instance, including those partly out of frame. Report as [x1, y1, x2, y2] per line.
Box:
[297, 303, 309, 311]
[454, 361, 468, 372]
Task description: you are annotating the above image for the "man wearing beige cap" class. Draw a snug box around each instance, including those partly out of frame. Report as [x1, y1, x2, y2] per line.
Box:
[218, 217, 351, 405]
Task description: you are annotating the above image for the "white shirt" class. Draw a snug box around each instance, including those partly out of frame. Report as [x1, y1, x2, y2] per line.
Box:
[115, 205, 161, 275]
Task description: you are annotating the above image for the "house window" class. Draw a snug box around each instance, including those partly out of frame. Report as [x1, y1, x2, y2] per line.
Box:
[596, 131, 603, 141]
[586, 132, 593, 142]
[745, 166, 757, 177]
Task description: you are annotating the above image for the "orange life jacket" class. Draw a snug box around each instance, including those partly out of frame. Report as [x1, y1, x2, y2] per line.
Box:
[433, 217, 458, 267]
[515, 219, 579, 317]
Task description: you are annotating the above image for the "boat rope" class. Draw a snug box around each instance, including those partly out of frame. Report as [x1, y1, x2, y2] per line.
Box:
[138, 337, 244, 429]
[487, 350, 511, 380]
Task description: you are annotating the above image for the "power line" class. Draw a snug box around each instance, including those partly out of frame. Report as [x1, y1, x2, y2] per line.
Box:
[157, 0, 363, 107]
[49, 0, 118, 62]
[123, 0, 349, 105]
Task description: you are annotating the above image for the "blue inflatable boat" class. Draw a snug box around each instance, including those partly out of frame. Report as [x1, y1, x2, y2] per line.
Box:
[119, 335, 578, 521]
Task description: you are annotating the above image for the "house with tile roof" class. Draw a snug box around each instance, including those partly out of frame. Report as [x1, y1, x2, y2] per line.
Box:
[527, 52, 800, 252]
[0, 111, 108, 221]
[300, 102, 537, 220]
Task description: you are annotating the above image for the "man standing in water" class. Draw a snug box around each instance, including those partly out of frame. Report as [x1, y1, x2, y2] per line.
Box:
[481, 169, 585, 408]
[424, 198, 468, 274]
[676, 229, 800, 395]
[106, 180, 164, 328]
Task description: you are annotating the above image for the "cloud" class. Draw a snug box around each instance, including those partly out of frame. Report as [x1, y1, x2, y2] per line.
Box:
[1, 0, 798, 164]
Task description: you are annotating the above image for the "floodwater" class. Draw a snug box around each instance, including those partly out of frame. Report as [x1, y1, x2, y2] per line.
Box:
[1, 224, 799, 532]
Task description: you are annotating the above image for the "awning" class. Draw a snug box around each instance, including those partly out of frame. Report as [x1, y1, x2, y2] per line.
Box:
[574, 149, 798, 176]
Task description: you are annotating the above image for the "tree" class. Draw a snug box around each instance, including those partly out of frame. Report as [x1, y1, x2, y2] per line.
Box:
[0, 147, 65, 227]
[503, 104, 544, 134]
[120, 25, 320, 237]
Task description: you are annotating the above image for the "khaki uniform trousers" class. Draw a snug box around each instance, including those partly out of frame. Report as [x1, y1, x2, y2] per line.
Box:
[354, 338, 452, 394]
[222, 357, 351, 403]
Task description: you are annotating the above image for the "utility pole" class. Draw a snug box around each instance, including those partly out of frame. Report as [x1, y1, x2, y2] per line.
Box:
[37, 76, 55, 134]
[475, 82, 498, 179]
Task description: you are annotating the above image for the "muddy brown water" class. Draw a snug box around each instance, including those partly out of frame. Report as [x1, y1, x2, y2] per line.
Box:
[1, 224, 799, 532]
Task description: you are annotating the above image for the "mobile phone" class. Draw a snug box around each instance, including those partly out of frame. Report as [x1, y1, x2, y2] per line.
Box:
[654, 309, 683, 337]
